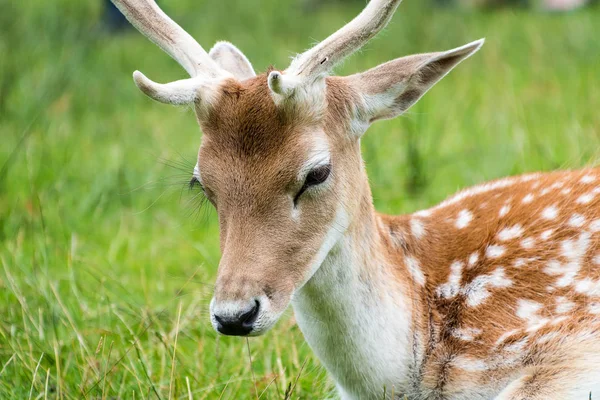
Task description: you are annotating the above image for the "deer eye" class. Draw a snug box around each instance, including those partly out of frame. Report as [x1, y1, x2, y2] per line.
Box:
[294, 163, 331, 204]
[305, 164, 331, 186]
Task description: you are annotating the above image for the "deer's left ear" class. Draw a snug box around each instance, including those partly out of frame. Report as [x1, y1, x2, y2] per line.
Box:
[344, 39, 484, 129]
[209, 41, 256, 80]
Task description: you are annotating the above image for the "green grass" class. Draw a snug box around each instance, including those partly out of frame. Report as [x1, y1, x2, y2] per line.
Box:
[1, 0, 599, 398]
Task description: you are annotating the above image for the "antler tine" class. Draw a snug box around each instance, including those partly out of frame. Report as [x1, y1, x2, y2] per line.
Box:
[111, 0, 224, 79]
[286, 0, 403, 80]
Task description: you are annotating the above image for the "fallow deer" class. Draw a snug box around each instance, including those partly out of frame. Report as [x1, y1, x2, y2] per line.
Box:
[111, 0, 600, 398]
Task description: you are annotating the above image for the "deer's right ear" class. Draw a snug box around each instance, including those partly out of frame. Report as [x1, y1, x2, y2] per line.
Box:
[209, 41, 256, 81]
[344, 39, 484, 131]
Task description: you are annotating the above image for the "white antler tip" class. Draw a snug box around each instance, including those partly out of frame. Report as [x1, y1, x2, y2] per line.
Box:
[130, 71, 202, 105]
[132, 70, 163, 100]
[132, 70, 150, 88]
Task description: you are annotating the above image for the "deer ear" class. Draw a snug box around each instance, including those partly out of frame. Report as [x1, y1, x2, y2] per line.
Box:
[345, 39, 484, 128]
[209, 41, 256, 81]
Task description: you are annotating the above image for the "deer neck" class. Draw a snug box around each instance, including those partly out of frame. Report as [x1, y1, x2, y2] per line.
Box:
[292, 176, 417, 397]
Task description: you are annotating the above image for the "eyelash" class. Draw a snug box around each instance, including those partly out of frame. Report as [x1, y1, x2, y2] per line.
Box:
[187, 176, 213, 217]
[189, 176, 203, 191]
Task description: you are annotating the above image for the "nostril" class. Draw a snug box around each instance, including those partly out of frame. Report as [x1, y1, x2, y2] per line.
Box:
[213, 300, 260, 336]
[214, 314, 226, 326]
[240, 300, 260, 327]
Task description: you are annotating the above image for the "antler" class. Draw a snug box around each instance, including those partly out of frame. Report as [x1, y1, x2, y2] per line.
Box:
[284, 0, 403, 82]
[111, 0, 229, 104]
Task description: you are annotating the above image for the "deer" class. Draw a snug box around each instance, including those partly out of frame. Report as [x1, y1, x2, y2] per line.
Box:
[110, 0, 600, 398]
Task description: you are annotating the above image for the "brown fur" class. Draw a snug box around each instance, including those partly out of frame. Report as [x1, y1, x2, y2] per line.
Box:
[195, 75, 359, 315]
[379, 169, 600, 396]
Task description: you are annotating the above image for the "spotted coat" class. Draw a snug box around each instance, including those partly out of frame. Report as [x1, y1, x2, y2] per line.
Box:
[379, 169, 600, 398]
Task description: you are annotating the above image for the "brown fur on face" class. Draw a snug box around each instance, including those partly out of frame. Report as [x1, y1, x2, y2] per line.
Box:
[182, 40, 484, 344]
[195, 74, 362, 318]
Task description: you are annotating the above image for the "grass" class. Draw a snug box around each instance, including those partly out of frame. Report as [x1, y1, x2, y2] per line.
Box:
[0, 0, 599, 398]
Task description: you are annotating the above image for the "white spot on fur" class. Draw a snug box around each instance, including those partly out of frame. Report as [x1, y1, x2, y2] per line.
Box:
[436, 261, 463, 299]
[555, 269, 579, 288]
[541, 205, 558, 220]
[405, 256, 425, 286]
[513, 302, 557, 331]
[593, 254, 600, 265]
[555, 296, 575, 314]
[575, 278, 600, 296]
[561, 232, 591, 259]
[513, 258, 526, 268]
[550, 315, 568, 326]
[454, 356, 487, 371]
[589, 302, 600, 314]
[463, 267, 512, 307]
[410, 219, 426, 239]
[550, 232, 592, 288]
[520, 238, 535, 249]
[568, 213, 586, 228]
[526, 319, 551, 333]
[581, 174, 595, 184]
[499, 205, 510, 217]
[540, 188, 551, 196]
[544, 259, 562, 276]
[561, 188, 572, 195]
[468, 252, 479, 267]
[498, 225, 523, 241]
[589, 219, 600, 232]
[540, 229, 554, 240]
[452, 327, 482, 341]
[516, 299, 543, 321]
[504, 338, 528, 354]
[522, 194, 534, 204]
[577, 193, 595, 204]
[455, 209, 473, 229]
[495, 329, 520, 346]
[486, 245, 506, 258]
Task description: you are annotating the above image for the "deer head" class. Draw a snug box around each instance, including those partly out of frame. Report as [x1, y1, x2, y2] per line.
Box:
[112, 0, 483, 336]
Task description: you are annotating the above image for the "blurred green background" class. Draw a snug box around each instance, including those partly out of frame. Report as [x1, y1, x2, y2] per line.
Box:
[0, 0, 599, 398]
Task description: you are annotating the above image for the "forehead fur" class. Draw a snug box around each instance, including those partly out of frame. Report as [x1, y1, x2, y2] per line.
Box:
[202, 73, 293, 159]
[199, 73, 355, 160]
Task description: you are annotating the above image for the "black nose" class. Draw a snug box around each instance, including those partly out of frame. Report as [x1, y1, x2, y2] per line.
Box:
[214, 300, 260, 336]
